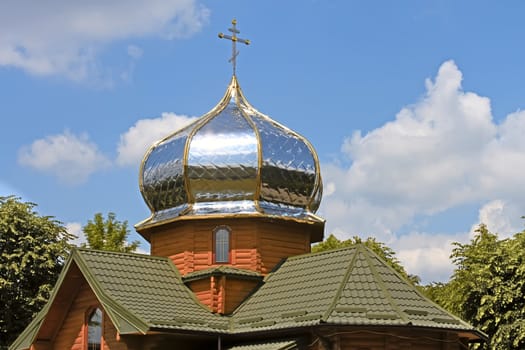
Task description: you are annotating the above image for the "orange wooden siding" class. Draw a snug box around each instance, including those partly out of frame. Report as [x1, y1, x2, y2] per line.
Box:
[150, 217, 311, 276]
[223, 279, 259, 314]
[52, 280, 126, 350]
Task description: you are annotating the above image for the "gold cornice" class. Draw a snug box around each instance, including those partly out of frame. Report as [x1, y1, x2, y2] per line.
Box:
[135, 210, 325, 231]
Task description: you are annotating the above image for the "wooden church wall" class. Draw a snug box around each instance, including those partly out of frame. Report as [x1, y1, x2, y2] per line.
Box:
[256, 221, 311, 274]
[52, 281, 126, 350]
[187, 276, 259, 314]
[223, 278, 260, 314]
[150, 218, 311, 276]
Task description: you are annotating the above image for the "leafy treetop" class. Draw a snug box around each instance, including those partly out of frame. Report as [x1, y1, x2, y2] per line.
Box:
[81, 212, 140, 253]
[424, 224, 525, 349]
[0, 196, 73, 349]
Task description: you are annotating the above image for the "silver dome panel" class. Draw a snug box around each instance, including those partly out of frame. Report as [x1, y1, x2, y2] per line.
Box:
[139, 76, 323, 228]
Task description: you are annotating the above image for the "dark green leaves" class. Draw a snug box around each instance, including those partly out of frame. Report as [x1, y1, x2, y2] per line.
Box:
[0, 196, 73, 349]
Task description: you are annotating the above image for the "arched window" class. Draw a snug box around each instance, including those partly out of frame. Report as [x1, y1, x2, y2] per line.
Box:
[214, 226, 230, 263]
[87, 308, 102, 350]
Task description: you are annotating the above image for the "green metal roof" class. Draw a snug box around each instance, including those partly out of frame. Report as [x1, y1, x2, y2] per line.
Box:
[10, 248, 229, 350]
[232, 245, 478, 334]
[183, 265, 263, 282]
[11, 245, 483, 350]
[74, 248, 228, 333]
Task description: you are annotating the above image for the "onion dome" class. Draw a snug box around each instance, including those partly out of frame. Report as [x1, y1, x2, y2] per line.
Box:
[137, 76, 323, 229]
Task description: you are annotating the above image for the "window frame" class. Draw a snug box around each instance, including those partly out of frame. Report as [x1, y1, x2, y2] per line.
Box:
[85, 306, 103, 350]
[213, 225, 231, 264]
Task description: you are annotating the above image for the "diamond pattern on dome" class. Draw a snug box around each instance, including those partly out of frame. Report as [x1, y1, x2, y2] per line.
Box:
[187, 101, 258, 203]
[249, 114, 316, 207]
[142, 125, 192, 211]
[138, 76, 324, 229]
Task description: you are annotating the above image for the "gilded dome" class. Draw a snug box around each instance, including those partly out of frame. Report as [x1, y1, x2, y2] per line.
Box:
[137, 76, 323, 229]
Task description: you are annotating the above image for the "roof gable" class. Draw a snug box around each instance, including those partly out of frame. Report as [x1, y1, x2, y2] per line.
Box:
[10, 248, 229, 350]
[11, 245, 483, 350]
[232, 244, 479, 336]
[73, 249, 229, 333]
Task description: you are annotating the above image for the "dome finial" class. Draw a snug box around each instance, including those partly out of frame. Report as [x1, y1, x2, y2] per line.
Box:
[218, 19, 250, 76]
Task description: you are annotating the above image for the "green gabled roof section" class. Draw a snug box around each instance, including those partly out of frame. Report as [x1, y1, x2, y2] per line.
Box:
[226, 339, 298, 350]
[9, 249, 79, 350]
[73, 248, 229, 333]
[231, 245, 479, 336]
[232, 246, 356, 331]
[11, 245, 483, 350]
[323, 245, 474, 330]
[10, 248, 230, 350]
[183, 265, 263, 282]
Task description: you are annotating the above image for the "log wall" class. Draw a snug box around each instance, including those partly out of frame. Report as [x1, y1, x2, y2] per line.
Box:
[52, 281, 126, 350]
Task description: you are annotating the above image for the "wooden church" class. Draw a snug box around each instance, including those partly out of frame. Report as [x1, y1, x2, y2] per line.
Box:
[11, 21, 485, 350]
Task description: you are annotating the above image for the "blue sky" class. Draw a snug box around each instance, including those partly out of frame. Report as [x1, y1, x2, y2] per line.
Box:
[2, 1, 525, 283]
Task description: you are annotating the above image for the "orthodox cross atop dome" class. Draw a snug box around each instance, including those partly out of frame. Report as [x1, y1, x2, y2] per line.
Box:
[218, 19, 250, 76]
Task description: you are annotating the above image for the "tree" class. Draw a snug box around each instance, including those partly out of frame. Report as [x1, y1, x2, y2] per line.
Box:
[81, 212, 139, 253]
[312, 234, 420, 285]
[424, 224, 525, 349]
[0, 196, 73, 349]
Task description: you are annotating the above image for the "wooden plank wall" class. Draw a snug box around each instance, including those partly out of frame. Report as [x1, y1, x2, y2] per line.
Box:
[257, 221, 310, 274]
[149, 218, 311, 276]
[187, 279, 213, 311]
[52, 281, 126, 350]
[224, 279, 260, 314]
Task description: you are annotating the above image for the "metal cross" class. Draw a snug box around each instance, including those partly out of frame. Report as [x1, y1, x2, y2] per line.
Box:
[218, 19, 250, 76]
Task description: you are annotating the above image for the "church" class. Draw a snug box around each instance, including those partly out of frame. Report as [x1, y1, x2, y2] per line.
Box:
[11, 20, 485, 350]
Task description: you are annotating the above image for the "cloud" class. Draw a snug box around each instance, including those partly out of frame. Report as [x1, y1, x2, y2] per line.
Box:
[393, 231, 468, 284]
[0, 1, 209, 82]
[66, 222, 85, 246]
[319, 60, 525, 281]
[18, 130, 110, 185]
[470, 200, 522, 239]
[117, 112, 197, 167]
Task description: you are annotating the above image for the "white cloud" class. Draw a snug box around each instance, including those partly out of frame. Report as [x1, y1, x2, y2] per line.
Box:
[66, 222, 85, 246]
[393, 231, 468, 284]
[470, 200, 522, 239]
[18, 130, 110, 185]
[0, 1, 209, 82]
[319, 60, 525, 281]
[117, 112, 197, 166]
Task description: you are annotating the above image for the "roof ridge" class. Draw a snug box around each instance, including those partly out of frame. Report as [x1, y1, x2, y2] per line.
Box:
[75, 247, 169, 261]
[9, 250, 78, 350]
[359, 245, 410, 324]
[321, 244, 361, 321]
[356, 244, 466, 318]
[72, 249, 151, 333]
[162, 257, 226, 317]
[288, 244, 358, 261]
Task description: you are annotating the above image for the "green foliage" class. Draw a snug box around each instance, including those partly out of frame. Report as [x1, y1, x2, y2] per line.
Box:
[81, 212, 139, 253]
[0, 196, 73, 349]
[312, 234, 420, 285]
[425, 224, 525, 349]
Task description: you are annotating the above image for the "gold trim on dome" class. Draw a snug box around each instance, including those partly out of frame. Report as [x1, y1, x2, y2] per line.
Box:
[232, 77, 264, 212]
[184, 76, 238, 206]
[137, 75, 324, 231]
[135, 210, 325, 232]
[234, 80, 323, 212]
